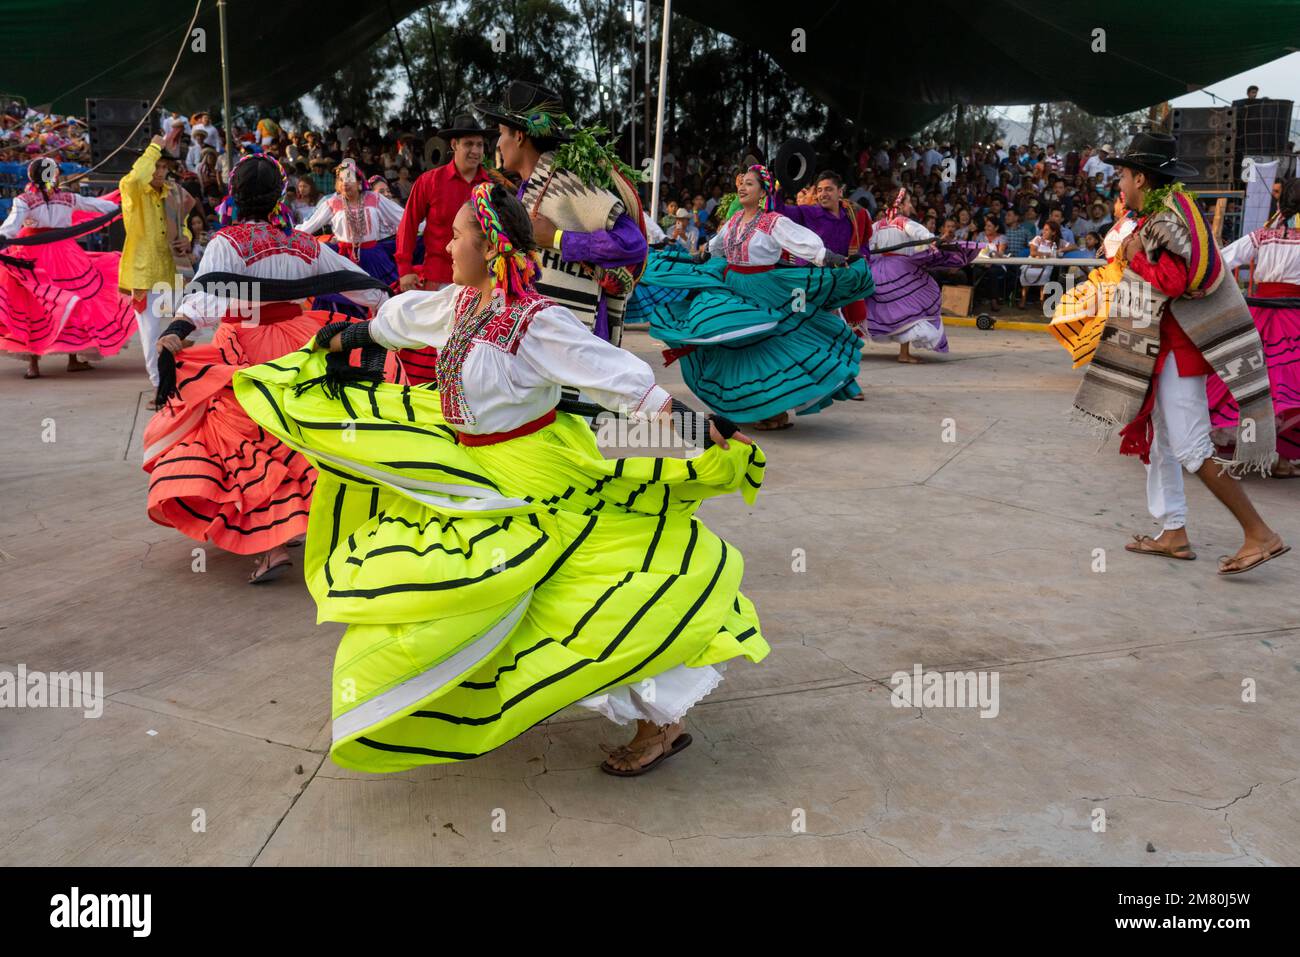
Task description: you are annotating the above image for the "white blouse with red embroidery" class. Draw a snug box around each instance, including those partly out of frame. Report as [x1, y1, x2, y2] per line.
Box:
[294, 191, 405, 244]
[176, 221, 387, 327]
[868, 215, 935, 254]
[1220, 218, 1300, 284]
[706, 209, 828, 266]
[0, 190, 119, 236]
[370, 284, 674, 436]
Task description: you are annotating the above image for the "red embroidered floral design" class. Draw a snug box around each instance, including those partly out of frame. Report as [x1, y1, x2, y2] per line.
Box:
[721, 210, 780, 264]
[435, 290, 551, 426]
[216, 223, 320, 266]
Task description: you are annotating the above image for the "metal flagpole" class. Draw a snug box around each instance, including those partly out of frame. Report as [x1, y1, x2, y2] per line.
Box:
[643, 1, 650, 169]
[217, 0, 234, 171]
[650, 0, 671, 222]
[629, 0, 636, 165]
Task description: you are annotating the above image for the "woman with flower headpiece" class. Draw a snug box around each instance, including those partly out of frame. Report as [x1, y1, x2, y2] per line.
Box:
[143, 153, 388, 584]
[232, 181, 769, 776]
[295, 157, 406, 318]
[0, 156, 132, 379]
[635, 163, 872, 431]
[865, 188, 980, 363]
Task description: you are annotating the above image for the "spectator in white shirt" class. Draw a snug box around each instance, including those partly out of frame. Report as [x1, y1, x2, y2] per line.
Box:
[668, 207, 699, 252]
[191, 112, 223, 154]
[1082, 144, 1114, 180]
[185, 129, 209, 173]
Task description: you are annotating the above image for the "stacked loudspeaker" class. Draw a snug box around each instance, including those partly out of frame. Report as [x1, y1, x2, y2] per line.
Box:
[1171, 100, 1295, 189]
[1170, 106, 1237, 188]
[86, 98, 152, 175]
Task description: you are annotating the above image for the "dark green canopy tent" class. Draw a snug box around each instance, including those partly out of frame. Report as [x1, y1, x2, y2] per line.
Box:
[672, 0, 1300, 137]
[4, 0, 1297, 139]
[0, 0, 426, 114]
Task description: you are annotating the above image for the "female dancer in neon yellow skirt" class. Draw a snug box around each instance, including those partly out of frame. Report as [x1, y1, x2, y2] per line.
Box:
[234, 182, 768, 776]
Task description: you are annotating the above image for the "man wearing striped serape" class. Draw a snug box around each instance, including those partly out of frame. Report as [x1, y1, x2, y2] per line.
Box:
[1072, 133, 1289, 576]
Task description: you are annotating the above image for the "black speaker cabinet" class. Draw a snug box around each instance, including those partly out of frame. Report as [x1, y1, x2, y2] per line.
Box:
[86, 97, 153, 175]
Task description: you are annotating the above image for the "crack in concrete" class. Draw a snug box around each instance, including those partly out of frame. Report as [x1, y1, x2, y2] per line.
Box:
[921, 416, 1003, 485]
[248, 750, 328, 866]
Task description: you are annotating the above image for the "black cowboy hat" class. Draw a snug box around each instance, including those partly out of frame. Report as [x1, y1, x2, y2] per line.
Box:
[1110, 131, 1199, 180]
[774, 138, 817, 192]
[436, 112, 494, 140]
[474, 80, 573, 142]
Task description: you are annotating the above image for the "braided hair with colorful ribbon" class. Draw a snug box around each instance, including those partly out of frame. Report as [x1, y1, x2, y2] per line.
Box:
[747, 163, 777, 212]
[26, 157, 60, 199]
[470, 181, 540, 304]
[216, 152, 293, 230]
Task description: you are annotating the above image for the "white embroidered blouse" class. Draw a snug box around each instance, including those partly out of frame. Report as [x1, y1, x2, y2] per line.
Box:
[1220, 218, 1300, 284]
[0, 190, 119, 236]
[369, 284, 674, 435]
[868, 216, 934, 254]
[176, 222, 387, 327]
[707, 210, 828, 266]
[294, 191, 405, 244]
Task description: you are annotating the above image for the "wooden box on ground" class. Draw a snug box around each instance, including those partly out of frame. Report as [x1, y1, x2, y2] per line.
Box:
[940, 284, 974, 317]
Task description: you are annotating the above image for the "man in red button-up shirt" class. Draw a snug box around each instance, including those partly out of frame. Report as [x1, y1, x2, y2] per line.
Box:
[393, 115, 493, 383]
[395, 114, 493, 293]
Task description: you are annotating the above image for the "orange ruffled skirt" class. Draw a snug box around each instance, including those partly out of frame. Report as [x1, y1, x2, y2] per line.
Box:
[142, 310, 329, 554]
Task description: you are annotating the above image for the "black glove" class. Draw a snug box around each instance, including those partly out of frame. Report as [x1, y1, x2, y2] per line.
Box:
[160, 319, 196, 342]
[670, 398, 739, 450]
[316, 319, 374, 351]
[297, 320, 386, 399]
[822, 251, 847, 267]
[708, 414, 739, 444]
[152, 320, 197, 408]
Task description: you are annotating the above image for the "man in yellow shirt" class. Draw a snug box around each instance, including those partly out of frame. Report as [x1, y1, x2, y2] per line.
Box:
[119, 134, 188, 394]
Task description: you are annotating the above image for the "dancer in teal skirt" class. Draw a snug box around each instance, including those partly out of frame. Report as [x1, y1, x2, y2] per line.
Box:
[639, 164, 873, 430]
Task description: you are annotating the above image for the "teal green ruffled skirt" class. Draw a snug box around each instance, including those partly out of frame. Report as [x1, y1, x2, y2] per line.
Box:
[640, 250, 873, 421]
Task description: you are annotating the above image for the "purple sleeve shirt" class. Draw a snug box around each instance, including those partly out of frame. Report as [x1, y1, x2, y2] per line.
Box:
[773, 189, 853, 262]
[518, 174, 648, 341]
[557, 212, 647, 341]
[558, 212, 647, 268]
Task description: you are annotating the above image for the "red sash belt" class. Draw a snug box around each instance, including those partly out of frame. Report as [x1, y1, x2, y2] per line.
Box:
[219, 302, 305, 324]
[456, 408, 556, 446]
[662, 345, 697, 366]
[1254, 282, 1300, 298]
[336, 240, 378, 257]
[724, 263, 775, 275]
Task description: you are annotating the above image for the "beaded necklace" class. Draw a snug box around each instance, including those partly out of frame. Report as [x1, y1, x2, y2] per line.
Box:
[436, 288, 499, 426]
[722, 210, 764, 262]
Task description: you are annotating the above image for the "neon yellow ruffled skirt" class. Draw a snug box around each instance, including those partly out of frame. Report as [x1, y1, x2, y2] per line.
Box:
[233, 345, 769, 772]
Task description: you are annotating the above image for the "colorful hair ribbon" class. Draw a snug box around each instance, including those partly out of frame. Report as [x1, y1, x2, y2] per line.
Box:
[747, 164, 776, 212]
[470, 181, 540, 304]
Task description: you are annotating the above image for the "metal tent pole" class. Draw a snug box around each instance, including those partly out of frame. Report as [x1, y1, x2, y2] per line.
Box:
[217, 0, 234, 171]
[649, 0, 671, 222]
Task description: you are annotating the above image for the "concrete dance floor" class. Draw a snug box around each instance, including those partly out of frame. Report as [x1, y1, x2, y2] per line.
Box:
[1, 326, 1296, 866]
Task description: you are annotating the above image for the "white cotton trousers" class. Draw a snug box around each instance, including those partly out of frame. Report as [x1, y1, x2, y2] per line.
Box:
[1144, 352, 1217, 531]
[133, 288, 175, 387]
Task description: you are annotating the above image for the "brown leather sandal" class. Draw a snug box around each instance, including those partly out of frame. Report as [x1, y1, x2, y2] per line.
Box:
[1218, 542, 1291, 577]
[599, 728, 693, 777]
[1125, 534, 1196, 560]
[751, 412, 792, 431]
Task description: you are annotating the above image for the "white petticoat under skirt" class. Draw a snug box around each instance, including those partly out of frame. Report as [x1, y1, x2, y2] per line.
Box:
[576, 662, 725, 726]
